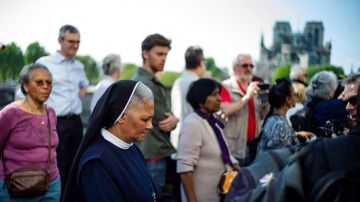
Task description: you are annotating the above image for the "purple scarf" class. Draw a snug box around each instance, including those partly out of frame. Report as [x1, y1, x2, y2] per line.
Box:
[195, 109, 232, 165]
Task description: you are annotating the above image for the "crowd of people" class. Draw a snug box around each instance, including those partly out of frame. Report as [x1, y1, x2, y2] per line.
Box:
[1, 24, 360, 202]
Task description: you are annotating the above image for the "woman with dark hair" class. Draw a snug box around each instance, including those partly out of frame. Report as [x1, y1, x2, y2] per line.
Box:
[0, 63, 61, 201]
[257, 78, 313, 153]
[176, 78, 239, 202]
[62, 80, 157, 202]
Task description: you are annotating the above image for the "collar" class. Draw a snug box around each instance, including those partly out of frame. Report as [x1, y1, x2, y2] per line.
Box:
[103, 75, 116, 82]
[195, 109, 224, 129]
[228, 77, 245, 95]
[183, 70, 200, 79]
[53, 51, 75, 63]
[137, 67, 164, 85]
[101, 128, 133, 149]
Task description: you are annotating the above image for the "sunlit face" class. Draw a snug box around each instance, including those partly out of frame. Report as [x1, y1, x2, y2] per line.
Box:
[287, 87, 298, 108]
[59, 31, 80, 59]
[233, 56, 253, 82]
[143, 46, 169, 74]
[120, 99, 154, 143]
[200, 87, 221, 114]
[24, 69, 52, 103]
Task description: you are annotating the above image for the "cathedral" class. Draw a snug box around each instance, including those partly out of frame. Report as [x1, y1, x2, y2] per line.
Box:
[256, 21, 332, 82]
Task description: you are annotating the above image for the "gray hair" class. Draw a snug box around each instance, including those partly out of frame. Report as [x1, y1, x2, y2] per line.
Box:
[289, 64, 305, 80]
[102, 54, 121, 75]
[59, 24, 79, 38]
[19, 63, 52, 95]
[307, 71, 338, 99]
[126, 82, 154, 113]
[232, 54, 251, 68]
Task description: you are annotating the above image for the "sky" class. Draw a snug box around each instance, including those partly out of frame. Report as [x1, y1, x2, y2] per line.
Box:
[1, 0, 359, 74]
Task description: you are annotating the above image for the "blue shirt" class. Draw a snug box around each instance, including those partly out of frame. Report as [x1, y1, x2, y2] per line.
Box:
[257, 115, 299, 153]
[36, 52, 89, 116]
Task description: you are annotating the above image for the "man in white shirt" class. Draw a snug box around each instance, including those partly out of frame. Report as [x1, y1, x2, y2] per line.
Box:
[36, 24, 89, 194]
[170, 46, 206, 149]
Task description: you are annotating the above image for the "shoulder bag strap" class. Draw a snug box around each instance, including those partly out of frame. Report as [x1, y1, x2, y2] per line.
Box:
[1, 124, 12, 175]
[45, 107, 51, 172]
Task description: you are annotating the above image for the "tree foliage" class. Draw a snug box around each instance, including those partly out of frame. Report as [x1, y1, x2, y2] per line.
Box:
[120, 63, 137, 80]
[0, 42, 24, 81]
[160, 71, 181, 87]
[306, 64, 345, 82]
[272, 64, 345, 84]
[205, 57, 228, 81]
[272, 64, 291, 83]
[75, 55, 99, 85]
[24, 42, 49, 64]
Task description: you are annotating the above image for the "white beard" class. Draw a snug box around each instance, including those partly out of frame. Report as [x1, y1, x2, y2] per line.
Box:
[237, 74, 252, 82]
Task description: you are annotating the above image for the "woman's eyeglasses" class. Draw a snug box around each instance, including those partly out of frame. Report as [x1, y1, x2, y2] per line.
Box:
[34, 80, 52, 87]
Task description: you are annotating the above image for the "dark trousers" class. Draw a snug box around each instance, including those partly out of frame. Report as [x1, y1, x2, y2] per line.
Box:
[237, 138, 260, 167]
[164, 158, 180, 202]
[56, 115, 83, 195]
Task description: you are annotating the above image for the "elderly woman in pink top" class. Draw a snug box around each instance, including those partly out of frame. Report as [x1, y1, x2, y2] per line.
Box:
[0, 63, 60, 201]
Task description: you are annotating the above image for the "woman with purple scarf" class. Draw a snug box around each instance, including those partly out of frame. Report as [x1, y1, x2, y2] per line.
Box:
[176, 78, 240, 202]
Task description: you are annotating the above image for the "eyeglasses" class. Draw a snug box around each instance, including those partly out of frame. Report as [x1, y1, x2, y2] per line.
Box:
[240, 63, 254, 69]
[64, 39, 80, 45]
[348, 96, 357, 105]
[34, 80, 52, 87]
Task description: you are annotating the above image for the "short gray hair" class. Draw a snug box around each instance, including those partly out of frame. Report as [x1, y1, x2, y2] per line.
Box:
[59, 24, 79, 38]
[289, 64, 305, 80]
[126, 82, 154, 113]
[307, 71, 338, 99]
[102, 54, 121, 75]
[19, 63, 52, 95]
[232, 54, 251, 68]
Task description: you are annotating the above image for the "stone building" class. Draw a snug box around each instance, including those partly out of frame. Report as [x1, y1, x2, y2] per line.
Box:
[256, 21, 332, 82]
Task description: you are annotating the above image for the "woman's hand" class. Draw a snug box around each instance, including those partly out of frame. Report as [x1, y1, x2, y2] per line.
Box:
[231, 163, 241, 172]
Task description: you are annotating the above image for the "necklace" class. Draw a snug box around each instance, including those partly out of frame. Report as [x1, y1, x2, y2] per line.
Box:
[23, 98, 45, 115]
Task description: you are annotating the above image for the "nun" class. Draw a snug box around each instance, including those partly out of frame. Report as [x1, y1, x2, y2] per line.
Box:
[62, 80, 157, 202]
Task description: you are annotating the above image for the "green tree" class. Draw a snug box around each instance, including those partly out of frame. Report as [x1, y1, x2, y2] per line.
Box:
[75, 55, 99, 85]
[119, 64, 181, 88]
[120, 63, 137, 80]
[160, 71, 181, 87]
[306, 64, 345, 82]
[272, 64, 291, 83]
[205, 57, 228, 81]
[0, 42, 24, 81]
[24, 42, 49, 64]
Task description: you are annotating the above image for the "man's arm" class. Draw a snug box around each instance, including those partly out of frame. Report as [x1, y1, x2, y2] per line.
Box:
[221, 82, 259, 116]
[158, 112, 178, 132]
[79, 86, 87, 98]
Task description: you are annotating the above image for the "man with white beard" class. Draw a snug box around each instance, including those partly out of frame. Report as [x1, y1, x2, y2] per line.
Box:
[220, 54, 264, 166]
